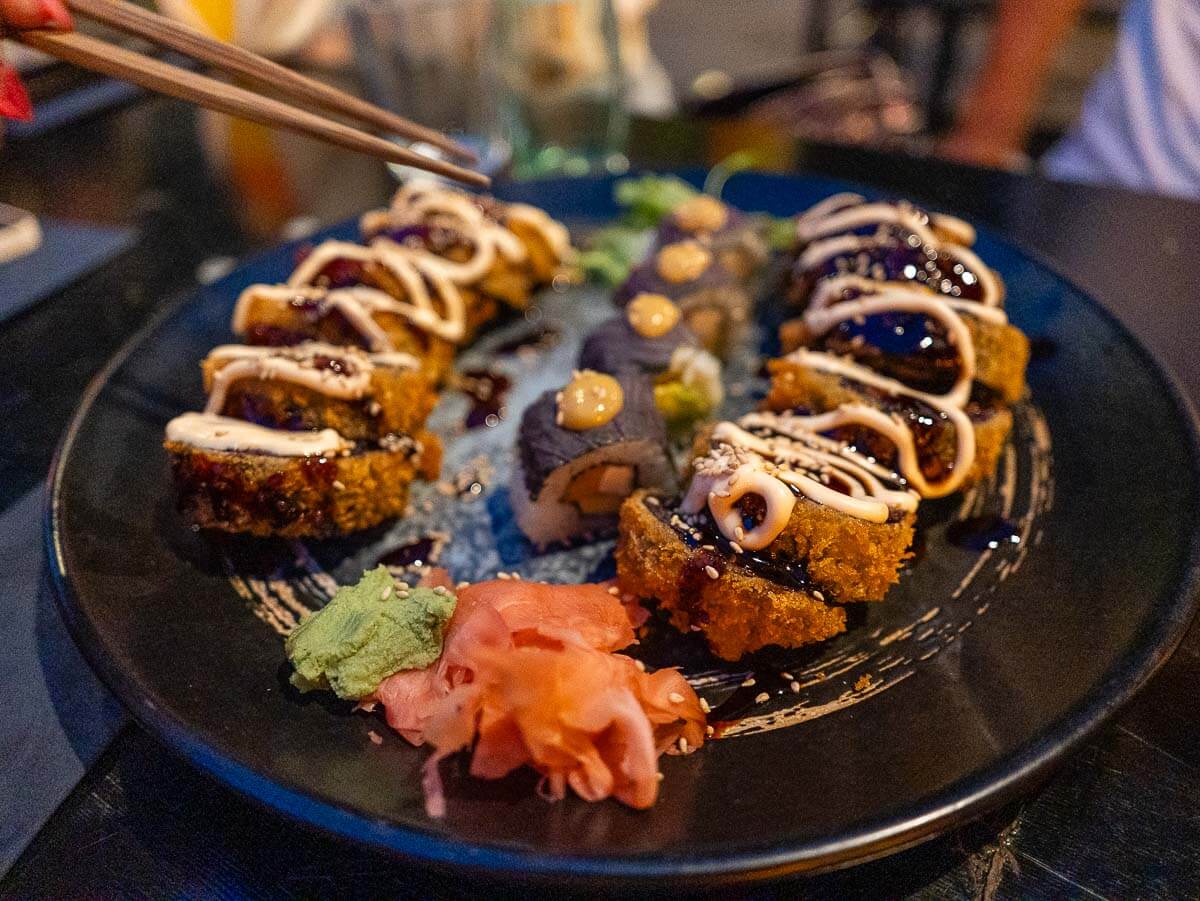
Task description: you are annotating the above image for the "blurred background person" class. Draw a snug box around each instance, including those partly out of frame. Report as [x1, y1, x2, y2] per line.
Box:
[941, 0, 1200, 199]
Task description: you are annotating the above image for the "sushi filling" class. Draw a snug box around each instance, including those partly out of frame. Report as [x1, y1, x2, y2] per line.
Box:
[513, 441, 675, 546]
[562, 463, 636, 515]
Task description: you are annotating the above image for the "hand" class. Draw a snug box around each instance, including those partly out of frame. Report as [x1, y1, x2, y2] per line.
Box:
[0, 0, 73, 121]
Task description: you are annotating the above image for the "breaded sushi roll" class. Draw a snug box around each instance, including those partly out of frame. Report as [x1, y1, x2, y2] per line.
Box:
[617, 411, 918, 660]
[200, 343, 438, 443]
[792, 192, 978, 251]
[164, 413, 442, 539]
[579, 294, 723, 433]
[656, 194, 768, 280]
[778, 279, 1029, 404]
[613, 240, 751, 359]
[513, 371, 677, 547]
[786, 228, 1005, 311]
[361, 180, 573, 311]
[232, 240, 468, 384]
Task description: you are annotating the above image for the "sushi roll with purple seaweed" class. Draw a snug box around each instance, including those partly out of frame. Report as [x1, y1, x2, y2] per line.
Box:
[656, 195, 768, 280]
[613, 239, 751, 359]
[512, 371, 677, 547]
[579, 294, 724, 433]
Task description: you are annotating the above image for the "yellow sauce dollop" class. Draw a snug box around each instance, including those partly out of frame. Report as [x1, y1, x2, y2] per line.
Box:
[557, 370, 624, 431]
[626, 293, 682, 338]
[656, 240, 712, 284]
[674, 195, 728, 233]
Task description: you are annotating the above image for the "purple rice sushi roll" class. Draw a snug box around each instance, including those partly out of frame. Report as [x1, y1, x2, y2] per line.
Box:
[612, 239, 751, 359]
[512, 370, 677, 547]
[579, 294, 724, 433]
[656, 195, 768, 280]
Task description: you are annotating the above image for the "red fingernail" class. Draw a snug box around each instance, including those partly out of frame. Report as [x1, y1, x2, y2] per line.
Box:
[37, 0, 73, 29]
[0, 64, 34, 121]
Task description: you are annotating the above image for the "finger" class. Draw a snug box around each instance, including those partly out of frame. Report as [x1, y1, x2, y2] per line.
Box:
[1, 0, 72, 29]
[0, 60, 34, 120]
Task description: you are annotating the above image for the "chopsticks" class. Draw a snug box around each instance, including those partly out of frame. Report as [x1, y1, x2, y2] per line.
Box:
[13, 0, 488, 188]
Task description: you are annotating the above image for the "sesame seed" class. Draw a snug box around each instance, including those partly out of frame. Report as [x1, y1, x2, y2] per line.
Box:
[397, 591, 410, 599]
[433, 586, 449, 595]
[678, 737, 689, 753]
[668, 692, 685, 704]
[497, 571, 511, 580]
[699, 698, 711, 713]
[734, 526, 745, 540]
[701, 544, 715, 551]
[656, 772, 665, 782]
[741, 677, 756, 687]
[813, 590, 825, 601]
[705, 725, 715, 737]
[607, 586, 621, 596]
[704, 565, 720, 580]
[456, 581, 470, 589]
[397, 582, 410, 590]
[634, 660, 646, 671]
[780, 672, 793, 680]
[332, 480, 346, 491]
[790, 681, 800, 693]
[754, 692, 770, 704]
[729, 541, 744, 554]
[380, 585, 393, 600]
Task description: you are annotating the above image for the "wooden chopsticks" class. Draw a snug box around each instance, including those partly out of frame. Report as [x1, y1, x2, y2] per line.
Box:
[13, 0, 488, 188]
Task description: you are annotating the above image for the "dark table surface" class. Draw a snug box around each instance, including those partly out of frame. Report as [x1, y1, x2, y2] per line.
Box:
[1, 96, 1198, 899]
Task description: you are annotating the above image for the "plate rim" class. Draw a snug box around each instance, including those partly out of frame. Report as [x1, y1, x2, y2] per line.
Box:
[44, 173, 1200, 885]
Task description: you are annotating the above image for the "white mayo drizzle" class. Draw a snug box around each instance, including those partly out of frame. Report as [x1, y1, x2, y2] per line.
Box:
[785, 348, 977, 499]
[202, 342, 419, 416]
[798, 231, 1001, 308]
[166, 412, 350, 457]
[802, 292, 976, 408]
[233, 240, 467, 347]
[809, 275, 1008, 326]
[795, 192, 976, 247]
[361, 181, 572, 285]
[680, 412, 919, 548]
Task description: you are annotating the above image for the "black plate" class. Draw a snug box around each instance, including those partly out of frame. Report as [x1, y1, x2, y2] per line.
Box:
[47, 173, 1200, 885]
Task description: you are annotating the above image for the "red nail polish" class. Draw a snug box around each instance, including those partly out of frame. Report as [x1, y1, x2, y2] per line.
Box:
[0, 64, 34, 121]
[37, 0, 74, 30]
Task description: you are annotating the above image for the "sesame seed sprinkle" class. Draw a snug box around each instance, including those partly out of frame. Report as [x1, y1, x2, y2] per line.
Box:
[741, 677, 756, 687]
[790, 681, 801, 693]
[699, 698, 711, 713]
[754, 692, 770, 704]
[607, 586, 621, 596]
[668, 692, 685, 704]
[678, 737, 689, 753]
[704, 565, 720, 580]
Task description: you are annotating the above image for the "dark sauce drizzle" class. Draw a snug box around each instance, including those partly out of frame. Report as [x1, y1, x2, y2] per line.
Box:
[945, 516, 1020, 551]
[456, 368, 512, 429]
[378, 534, 444, 569]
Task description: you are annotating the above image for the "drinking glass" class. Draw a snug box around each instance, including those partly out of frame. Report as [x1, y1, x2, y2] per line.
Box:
[486, 0, 629, 178]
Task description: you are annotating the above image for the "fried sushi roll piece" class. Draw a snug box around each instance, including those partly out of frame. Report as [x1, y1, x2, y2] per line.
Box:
[656, 194, 769, 280]
[361, 180, 573, 311]
[793, 192, 978, 250]
[616, 412, 918, 660]
[765, 361, 1013, 494]
[778, 279, 1029, 405]
[513, 371, 677, 547]
[164, 413, 442, 539]
[579, 294, 723, 433]
[786, 228, 1005, 310]
[233, 240, 467, 384]
[613, 240, 751, 359]
[200, 343, 438, 443]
